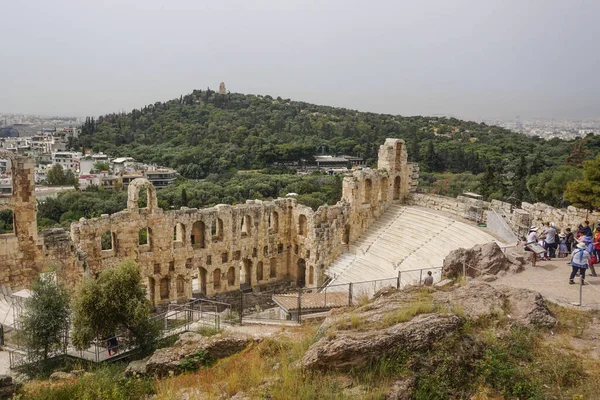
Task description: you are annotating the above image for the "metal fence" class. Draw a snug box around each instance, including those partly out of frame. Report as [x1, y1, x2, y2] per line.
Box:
[214, 266, 445, 325]
[8, 297, 230, 368]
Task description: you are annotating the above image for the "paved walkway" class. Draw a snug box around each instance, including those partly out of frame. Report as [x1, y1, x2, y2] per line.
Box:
[0, 351, 9, 375]
[493, 258, 600, 309]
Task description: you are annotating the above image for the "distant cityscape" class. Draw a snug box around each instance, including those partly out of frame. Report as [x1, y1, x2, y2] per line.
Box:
[480, 117, 600, 140]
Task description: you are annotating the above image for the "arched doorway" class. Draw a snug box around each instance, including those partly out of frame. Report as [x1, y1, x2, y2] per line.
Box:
[297, 259, 306, 287]
[227, 267, 236, 286]
[199, 267, 207, 295]
[160, 278, 169, 300]
[393, 176, 401, 200]
[242, 259, 252, 286]
[380, 176, 389, 201]
[191, 221, 205, 248]
[148, 277, 155, 306]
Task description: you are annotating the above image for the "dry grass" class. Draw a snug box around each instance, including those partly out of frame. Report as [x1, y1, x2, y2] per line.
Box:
[153, 324, 390, 399]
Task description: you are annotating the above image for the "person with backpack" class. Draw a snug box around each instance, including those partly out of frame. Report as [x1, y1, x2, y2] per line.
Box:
[569, 242, 591, 284]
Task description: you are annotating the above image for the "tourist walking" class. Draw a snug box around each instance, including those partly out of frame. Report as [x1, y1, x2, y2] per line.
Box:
[569, 242, 590, 284]
[543, 223, 558, 259]
[558, 233, 569, 258]
[582, 221, 593, 237]
[565, 228, 575, 252]
[584, 237, 598, 277]
[526, 226, 540, 267]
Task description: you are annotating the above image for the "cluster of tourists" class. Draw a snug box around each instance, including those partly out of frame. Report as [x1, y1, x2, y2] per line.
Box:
[526, 220, 600, 284]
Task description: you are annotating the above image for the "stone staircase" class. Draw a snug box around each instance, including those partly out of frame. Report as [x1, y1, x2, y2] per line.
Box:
[326, 206, 501, 288]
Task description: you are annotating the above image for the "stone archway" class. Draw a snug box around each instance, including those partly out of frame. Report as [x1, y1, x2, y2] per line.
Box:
[127, 178, 158, 212]
[297, 258, 306, 287]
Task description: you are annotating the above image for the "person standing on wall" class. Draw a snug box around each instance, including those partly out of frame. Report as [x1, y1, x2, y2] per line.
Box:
[569, 242, 590, 284]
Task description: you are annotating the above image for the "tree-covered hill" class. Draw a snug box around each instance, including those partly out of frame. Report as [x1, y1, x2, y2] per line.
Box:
[78, 89, 600, 206]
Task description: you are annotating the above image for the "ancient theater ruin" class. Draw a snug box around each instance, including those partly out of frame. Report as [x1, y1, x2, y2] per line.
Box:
[3, 138, 549, 309]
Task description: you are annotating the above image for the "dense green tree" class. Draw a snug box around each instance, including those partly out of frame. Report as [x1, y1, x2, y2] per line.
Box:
[564, 155, 600, 210]
[92, 161, 110, 172]
[21, 277, 70, 362]
[527, 166, 583, 207]
[71, 260, 160, 353]
[45, 165, 78, 187]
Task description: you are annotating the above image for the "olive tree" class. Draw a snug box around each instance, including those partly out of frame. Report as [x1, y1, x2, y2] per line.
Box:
[21, 277, 70, 362]
[71, 259, 160, 353]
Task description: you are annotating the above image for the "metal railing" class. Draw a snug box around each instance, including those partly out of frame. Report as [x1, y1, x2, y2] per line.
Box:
[8, 297, 230, 368]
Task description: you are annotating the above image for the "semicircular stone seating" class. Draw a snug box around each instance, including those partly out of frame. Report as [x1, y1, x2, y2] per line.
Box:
[325, 205, 501, 295]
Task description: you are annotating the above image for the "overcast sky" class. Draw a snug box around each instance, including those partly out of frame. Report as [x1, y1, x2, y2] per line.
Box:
[1, 0, 598, 120]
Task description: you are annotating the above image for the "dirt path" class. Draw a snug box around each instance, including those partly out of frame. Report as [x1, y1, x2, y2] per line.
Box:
[493, 258, 600, 309]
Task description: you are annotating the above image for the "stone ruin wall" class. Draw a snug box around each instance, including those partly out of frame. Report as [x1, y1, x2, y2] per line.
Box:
[408, 192, 600, 241]
[0, 151, 45, 289]
[0, 139, 416, 305]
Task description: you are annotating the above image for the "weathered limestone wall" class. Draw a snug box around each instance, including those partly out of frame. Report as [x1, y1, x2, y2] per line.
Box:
[407, 193, 490, 219]
[0, 151, 45, 288]
[1, 139, 416, 304]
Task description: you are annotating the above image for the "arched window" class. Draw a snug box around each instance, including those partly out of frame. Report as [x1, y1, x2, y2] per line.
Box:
[191, 221, 206, 248]
[160, 278, 170, 300]
[227, 267, 236, 286]
[269, 211, 279, 233]
[213, 268, 221, 290]
[257, 261, 264, 282]
[298, 214, 307, 236]
[176, 275, 185, 296]
[297, 259, 306, 287]
[364, 178, 372, 203]
[263, 246, 269, 256]
[101, 231, 114, 251]
[0, 210, 15, 235]
[241, 215, 252, 236]
[139, 227, 151, 248]
[380, 177, 389, 201]
[211, 218, 223, 241]
[270, 258, 277, 278]
[173, 223, 185, 244]
[393, 176, 401, 200]
[198, 267, 207, 294]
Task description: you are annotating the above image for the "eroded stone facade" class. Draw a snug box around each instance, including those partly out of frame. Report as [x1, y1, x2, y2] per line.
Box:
[1, 139, 417, 304]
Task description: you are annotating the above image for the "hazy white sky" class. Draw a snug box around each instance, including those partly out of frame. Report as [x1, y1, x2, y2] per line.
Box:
[1, 0, 599, 120]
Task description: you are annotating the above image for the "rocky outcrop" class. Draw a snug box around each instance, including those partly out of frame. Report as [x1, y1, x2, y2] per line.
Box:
[385, 377, 415, 400]
[0, 376, 15, 400]
[431, 281, 556, 328]
[302, 314, 463, 371]
[49, 371, 76, 381]
[131, 332, 253, 377]
[503, 287, 557, 329]
[442, 242, 528, 279]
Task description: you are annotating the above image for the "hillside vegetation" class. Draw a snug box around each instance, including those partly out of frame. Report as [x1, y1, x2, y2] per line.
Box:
[19, 283, 600, 400]
[76, 90, 600, 207]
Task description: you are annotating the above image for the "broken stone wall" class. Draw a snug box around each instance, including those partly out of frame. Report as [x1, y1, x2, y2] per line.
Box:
[2, 138, 417, 300]
[0, 151, 45, 289]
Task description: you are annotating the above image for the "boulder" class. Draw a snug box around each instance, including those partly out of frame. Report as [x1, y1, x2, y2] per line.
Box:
[504, 287, 557, 328]
[124, 356, 150, 377]
[145, 333, 252, 377]
[385, 377, 415, 400]
[0, 375, 15, 400]
[443, 242, 522, 279]
[302, 314, 463, 371]
[49, 371, 76, 381]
